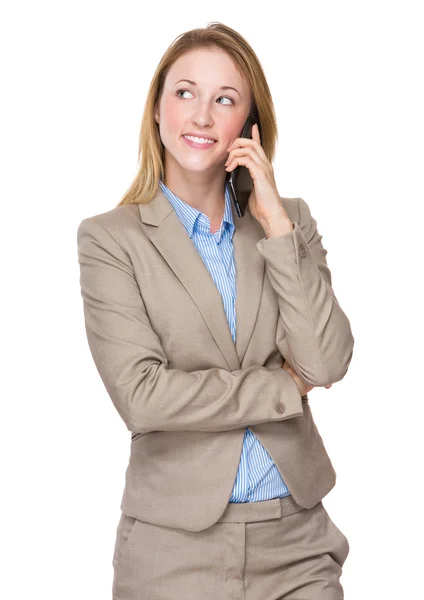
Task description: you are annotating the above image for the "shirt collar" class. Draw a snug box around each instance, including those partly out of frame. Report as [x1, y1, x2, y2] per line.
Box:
[158, 179, 235, 241]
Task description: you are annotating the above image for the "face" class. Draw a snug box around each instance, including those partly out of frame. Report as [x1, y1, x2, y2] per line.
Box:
[154, 48, 252, 178]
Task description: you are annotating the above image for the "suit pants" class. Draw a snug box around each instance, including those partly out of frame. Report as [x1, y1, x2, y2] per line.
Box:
[112, 495, 350, 599]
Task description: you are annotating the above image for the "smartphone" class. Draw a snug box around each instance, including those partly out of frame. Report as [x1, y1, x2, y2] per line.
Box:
[226, 113, 260, 218]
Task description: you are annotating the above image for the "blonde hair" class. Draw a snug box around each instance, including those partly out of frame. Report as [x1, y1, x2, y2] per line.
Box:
[116, 21, 279, 206]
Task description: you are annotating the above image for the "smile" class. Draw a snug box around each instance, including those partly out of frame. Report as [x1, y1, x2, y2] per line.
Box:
[182, 135, 217, 150]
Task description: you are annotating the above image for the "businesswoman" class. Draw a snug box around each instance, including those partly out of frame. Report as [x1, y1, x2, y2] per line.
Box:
[77, 21, 354, 600]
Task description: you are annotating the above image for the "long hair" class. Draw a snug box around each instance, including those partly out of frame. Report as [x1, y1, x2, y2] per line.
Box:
[116, 22, 279, 206]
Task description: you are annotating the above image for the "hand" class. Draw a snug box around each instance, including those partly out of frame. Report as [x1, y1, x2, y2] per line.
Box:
[281, 361, 315, 397]
[225, 123, 291, 225]
[281, 361, 332, 395]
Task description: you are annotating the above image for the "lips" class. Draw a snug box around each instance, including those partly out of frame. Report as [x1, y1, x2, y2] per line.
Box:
[182, 135, 217, 150]
[182, 133, 217, 142]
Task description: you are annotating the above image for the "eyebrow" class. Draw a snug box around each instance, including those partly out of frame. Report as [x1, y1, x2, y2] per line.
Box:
[173, 79, 241, 97]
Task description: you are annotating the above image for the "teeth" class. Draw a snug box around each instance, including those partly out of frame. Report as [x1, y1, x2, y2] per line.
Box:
[183, 135, 216, 144]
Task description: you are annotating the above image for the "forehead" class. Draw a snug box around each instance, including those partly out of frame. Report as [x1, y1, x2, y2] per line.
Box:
[165, 48, 247, 90]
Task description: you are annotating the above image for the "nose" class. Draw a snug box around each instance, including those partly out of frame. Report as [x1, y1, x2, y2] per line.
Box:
[191, 104, 214, 130]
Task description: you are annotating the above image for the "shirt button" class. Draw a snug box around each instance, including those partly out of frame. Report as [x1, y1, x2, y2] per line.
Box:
[274, 401, 286, 414]
[299, 244, 307, 258]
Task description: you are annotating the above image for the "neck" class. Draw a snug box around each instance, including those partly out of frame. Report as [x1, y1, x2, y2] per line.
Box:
[162, 173, 227, 226]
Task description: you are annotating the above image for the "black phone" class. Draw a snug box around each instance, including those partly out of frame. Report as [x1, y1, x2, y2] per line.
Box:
[226, 113, 259, 218]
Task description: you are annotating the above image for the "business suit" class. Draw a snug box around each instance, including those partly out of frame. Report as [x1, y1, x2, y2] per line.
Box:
[77, 183, 354, 598]
[156, 178, 304, 503]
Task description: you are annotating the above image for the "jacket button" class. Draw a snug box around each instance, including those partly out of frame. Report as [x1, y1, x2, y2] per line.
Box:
[299, 244, 307, 258]
[274, 401, 286, 414]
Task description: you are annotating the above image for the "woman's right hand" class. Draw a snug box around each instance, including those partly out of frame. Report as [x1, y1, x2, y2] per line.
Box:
[281, 361, 315, 396]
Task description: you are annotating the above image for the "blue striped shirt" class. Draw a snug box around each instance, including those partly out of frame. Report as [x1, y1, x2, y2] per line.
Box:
[158, 179, 291, 503]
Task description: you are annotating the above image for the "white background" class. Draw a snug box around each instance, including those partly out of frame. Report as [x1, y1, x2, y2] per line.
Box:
[1, 1, 423, 598]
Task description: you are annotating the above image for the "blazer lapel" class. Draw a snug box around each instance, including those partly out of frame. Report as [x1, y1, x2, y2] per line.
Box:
[232, 200, 267, 366]
[138, 186, 266, 371]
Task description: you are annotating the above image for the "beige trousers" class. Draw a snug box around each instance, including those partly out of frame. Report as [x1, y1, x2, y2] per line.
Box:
[112, 495, 349, 599]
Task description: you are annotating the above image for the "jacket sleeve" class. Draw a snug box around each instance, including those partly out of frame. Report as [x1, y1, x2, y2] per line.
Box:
[256, 197, 354, 387]
[77, 216, 304, 435]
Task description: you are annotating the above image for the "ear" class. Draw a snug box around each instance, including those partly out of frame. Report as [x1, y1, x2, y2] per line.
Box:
[154, 103, 160, 124]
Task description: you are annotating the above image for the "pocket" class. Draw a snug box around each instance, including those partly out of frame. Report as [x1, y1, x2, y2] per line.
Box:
[112, 513, 138, 570]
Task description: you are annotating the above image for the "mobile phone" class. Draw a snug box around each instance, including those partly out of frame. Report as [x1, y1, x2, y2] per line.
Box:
[226, 113, 260, 218]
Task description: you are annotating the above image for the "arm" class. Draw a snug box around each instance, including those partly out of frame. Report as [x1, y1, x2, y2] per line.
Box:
[256, 197, 354, 387]
[77, 216, 304, 435]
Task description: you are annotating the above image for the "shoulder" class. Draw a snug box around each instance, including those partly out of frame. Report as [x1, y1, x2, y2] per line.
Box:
[77, 203, 142, 247]
[279, 195, 313, 218]
[279, 196, 318, 236]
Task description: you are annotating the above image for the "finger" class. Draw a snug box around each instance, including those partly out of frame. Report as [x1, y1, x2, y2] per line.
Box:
[225, 154, 265, 176]
[252, 122, 261, 144]
[227, 137, 267, 162]
[228, 127, 267, 161]
[225, 146, 266, 169]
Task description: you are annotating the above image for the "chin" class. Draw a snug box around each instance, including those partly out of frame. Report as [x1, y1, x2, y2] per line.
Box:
[178, 160, 214, 173]
[166, 148, 219, 174]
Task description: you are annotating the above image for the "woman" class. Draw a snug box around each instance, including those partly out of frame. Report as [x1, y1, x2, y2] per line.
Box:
[77, 22, 354, 600]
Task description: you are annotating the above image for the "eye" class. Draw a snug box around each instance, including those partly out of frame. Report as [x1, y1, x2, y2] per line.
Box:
[217, 96, 235, 106]
[176, 89, 194, 99]
[176, 89, 234, 105]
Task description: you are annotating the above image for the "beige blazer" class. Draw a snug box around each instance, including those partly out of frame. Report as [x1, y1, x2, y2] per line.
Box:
[77, 187, 354, 532]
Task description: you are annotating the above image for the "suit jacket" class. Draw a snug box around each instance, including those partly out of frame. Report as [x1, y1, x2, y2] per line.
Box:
[77, 186, 354, 532]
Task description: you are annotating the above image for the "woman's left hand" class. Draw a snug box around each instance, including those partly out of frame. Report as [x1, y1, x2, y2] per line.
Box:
[281, 360, 333, 391]
[225, 122, 289, 224]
